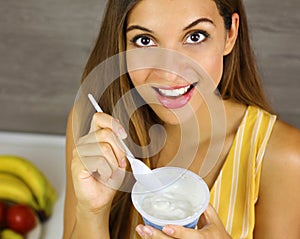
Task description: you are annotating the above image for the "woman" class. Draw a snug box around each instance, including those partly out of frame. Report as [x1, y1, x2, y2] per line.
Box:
[63, 0, 300, 238]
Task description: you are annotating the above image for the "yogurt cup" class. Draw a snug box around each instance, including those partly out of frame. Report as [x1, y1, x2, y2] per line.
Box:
[131, 167, 210, 230]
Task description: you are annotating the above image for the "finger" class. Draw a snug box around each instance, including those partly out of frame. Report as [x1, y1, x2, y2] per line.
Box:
[73, 153, 125, 190]
[136, 225, 174, 239]
[71, 155, 118, 206]
[75, 142, 103, 157]
[197, 213, 207, 229]
[90, 112, 127, 139]
[71, 155, 97, 190]
[77, 128, 123, 151]
[162, 225, 202, 239]
[77, 128, 127, 165]
[76, 142, 120, 166]
[80, 156, 113, 182]
[72, 153, 113, 182]
[203, 204, 223, 228]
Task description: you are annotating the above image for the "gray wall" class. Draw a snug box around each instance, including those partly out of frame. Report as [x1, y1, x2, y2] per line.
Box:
[0, 0, 105, 134]
[0, 0, 299, 135]
[246, 0, 300, 128]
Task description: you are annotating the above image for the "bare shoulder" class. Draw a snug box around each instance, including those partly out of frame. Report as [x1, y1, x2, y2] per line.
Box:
[263, 120, 300, 179]
[267, 119, 300, 158]
[262, 119, 300, 195]
[262, 119, 300, 193]
[254, 120, 300, 237]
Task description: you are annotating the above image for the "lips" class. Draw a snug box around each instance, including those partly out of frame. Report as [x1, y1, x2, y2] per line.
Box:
[153, 83, 197, 109]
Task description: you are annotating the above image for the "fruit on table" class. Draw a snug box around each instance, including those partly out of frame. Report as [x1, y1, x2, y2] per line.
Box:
[1, 228, 24, 239]
[0, 155, 57, 221]
[0, 173, 40, 211]
[6, 204, 37, 235]
[0, 201, 40, 238]
[0, 201, 8, 229]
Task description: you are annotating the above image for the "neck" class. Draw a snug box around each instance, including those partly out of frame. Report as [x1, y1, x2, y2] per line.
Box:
[157, 101, 214, 169]
[157, 99, 246, 177]
[165, 103, 211, 141]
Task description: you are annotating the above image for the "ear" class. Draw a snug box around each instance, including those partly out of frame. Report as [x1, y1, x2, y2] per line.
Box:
[223, 13, 239, 56]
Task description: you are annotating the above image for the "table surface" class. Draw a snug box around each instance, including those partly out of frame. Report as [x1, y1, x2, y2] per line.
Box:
[0, 131, 66, 239]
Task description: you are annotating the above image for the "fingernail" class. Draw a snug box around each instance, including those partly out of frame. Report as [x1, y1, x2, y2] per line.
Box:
[163, 226, 174, 235]
[136, 225, 145, 237]
[120, 157, 127, 168]
[143, 226, 153, 236]
[118, 127, 127, 139]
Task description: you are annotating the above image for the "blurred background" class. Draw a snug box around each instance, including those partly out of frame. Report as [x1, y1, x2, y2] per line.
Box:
[0, 0, 299, 135]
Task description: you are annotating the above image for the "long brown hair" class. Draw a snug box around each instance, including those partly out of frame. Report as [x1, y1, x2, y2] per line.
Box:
[80, 0, 272, 238]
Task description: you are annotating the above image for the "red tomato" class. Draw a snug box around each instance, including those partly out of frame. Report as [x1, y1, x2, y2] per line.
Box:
[0, 201, 8, 228]
[6, 204, 37, 234]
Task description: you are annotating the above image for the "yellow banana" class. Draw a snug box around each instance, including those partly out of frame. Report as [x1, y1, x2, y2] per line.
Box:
[0, 155, 56, 219]
[1, 229, 24, 239]
[0, 172, 40, 210]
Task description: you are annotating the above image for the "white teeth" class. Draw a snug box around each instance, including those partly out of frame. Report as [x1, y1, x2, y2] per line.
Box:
[158, 85, 191, 97]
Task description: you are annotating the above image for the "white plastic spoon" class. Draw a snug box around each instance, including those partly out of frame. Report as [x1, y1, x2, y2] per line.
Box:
[88, 93, 162, 190]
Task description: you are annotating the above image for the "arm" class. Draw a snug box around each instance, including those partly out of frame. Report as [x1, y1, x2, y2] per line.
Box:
[254, 120, 300, 238]
[62, 109, 127, 239]
[63, 108, 78, 238]
[63, 109, 110, 239]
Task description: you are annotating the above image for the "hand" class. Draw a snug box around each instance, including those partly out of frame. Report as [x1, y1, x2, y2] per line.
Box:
[71, 112, 128, 214]
[136, 204, 232, 239]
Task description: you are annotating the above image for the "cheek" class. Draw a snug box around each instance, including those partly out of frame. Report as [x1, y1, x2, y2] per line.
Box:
[203, 55, 223, 86]
[126, 50, 154, 88]
[128, 70, 148, 87]
[192, 51, 224, 87]
[128, 70, 156, 103]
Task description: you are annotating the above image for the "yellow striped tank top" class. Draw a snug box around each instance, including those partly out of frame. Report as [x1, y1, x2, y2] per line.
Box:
[210, 106, 277, 238]
[130, 106, 276, 239]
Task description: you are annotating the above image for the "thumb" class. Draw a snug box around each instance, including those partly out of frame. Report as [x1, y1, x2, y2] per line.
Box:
[202, 204, 223, 227]
[78, 169, 93, 180]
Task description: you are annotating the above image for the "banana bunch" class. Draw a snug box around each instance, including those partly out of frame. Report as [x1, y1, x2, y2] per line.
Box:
[0, 155, 57, 221]
[1, 229, 24, 239]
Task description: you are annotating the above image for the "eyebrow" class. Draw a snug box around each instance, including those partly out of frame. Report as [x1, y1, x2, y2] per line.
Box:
[126, 25, 154, 33]
[126, 17, 215, 33]
[183, 18, 215, 31]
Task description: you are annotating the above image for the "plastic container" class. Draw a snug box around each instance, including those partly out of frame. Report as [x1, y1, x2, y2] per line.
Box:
[131, 167, 210, 230]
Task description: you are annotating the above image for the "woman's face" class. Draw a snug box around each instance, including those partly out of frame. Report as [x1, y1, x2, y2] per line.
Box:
[126, 0, 238, 124]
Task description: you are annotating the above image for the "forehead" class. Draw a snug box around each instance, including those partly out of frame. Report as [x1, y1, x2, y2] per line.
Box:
[127, 0, 221, 27]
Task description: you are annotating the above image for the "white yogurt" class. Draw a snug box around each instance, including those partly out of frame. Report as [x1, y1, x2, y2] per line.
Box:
[131, 167, 210, 229]
[141, 174, 206, 220]
[142, 191, 194, 220]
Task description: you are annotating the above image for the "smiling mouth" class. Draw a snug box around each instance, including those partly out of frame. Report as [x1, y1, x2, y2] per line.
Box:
[153, 83, 197, 98]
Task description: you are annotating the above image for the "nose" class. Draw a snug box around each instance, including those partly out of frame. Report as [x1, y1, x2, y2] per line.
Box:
[152, 69, 180, 83]
[151, 49, 185, 83]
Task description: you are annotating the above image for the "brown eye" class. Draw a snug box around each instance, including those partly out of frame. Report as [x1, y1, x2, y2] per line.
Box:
[140, 37, 151, 45]
[133, 35, 156, 47]
[185, 31, 208, 44]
